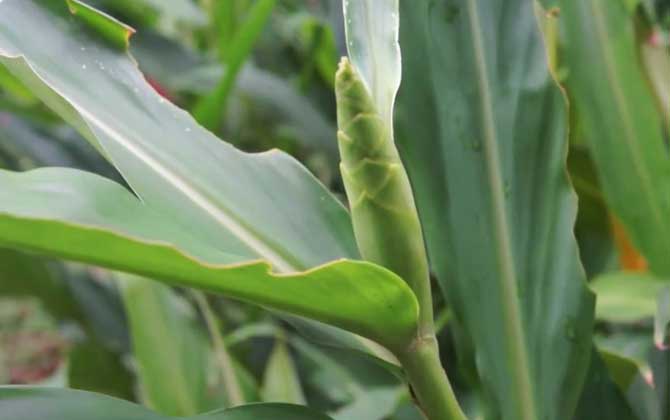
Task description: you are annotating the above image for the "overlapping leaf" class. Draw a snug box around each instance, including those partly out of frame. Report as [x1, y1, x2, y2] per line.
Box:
[0, 0, 420, 355]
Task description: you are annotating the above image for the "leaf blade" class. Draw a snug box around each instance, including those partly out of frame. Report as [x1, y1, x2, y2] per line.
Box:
[0, 168, 419, 351]
[395, 1, 595, 418]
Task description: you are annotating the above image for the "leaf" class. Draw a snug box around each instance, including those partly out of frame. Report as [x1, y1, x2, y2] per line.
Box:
[590, 272, 666, 323]
[599, 348, 661, 420]
[394, 1, 595, 419]
[342, 0, 400, 132]
[0, 0, 355, 273]
[0, 168, 418, 352]
[0, 387, 333, 420]
[0, 248, 78, 321]
[261, 339, 306, 404]
[118, 275, 214, 416]
[0, 0, 410, 357]
[193, 0, 277, 130]
[68, 340, 134, 400]
[561, 0, 670, 277]
[129, 32, 337, 157]
[573, 350, 640, 420]
[291, 337, 407, 420]
[650, 347, 670, 419]
[655, 287, 670, 349]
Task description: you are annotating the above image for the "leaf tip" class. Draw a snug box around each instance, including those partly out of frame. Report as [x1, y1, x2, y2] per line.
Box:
[66, 0, 136, 50]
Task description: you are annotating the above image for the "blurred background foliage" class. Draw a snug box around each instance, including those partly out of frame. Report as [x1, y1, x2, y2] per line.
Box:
[0, 0, 668, 419]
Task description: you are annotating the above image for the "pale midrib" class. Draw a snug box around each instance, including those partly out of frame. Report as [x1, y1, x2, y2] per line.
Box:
[465, 1, 537, 419]
[590, 1, 669, 243]
[72, 105, 297, 273]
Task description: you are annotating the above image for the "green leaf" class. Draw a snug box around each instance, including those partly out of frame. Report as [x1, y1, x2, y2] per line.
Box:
[599, 348, 661, 420]
[574, 350, 640, 420]
[66, 0, 135, 50]
[68, 340, 134, 400]
[650, 347, 670, 419]
[395, 1, 595, 419]
[119, 275, 214, 416]
[0, 248, 79, 321]
[0, 168, 418, 352]
[591, 272, 667, 323]
[600, 350, 645, 391]
[0, 387, 333, 420]
[655, 287, 670, 349]
[0, 0, 410, 357]
[261, 339, 306, 404]
[193, 0, 277, 130]
[0, 0, 355, 273]
[342, 0, 400, 132]
[561, 0, 670, 277]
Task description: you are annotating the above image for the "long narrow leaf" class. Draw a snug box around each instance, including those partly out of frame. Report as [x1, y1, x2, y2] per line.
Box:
[394, 1, 595, 419]
[561, 0, 670, 277]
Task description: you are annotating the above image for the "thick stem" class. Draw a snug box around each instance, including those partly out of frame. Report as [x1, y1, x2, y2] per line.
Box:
[397, 337, 467, 420]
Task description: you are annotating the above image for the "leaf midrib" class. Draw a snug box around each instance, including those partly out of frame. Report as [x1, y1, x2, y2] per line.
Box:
[60, 79, 300, 273]
[465, 1, 537, 419]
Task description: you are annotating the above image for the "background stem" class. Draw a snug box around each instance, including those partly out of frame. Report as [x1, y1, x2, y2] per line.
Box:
[192, 291, 245, 407]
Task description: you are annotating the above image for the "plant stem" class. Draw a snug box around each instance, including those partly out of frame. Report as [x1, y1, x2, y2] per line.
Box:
[193, 0, 276, 131]
[192, 291, 245, 407]
[397, 336, 467, 420]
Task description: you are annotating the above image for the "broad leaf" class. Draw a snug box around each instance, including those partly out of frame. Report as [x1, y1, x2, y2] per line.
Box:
[0, 168, 418, 352]
[0, 387, 332, 420]
[0, 0, 415, 357]
[395, 1, 595, 419]
[561, 0, 670, 277]
[0, 0, 355, 273]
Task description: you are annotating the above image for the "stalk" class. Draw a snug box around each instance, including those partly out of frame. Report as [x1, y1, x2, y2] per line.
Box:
[397, 337, 467, 420]
[335, 58, 434, 336]
[335, 58, 466, 420]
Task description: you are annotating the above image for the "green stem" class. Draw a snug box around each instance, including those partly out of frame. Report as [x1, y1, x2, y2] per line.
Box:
[193, 0, 276, 131]
[192, 291, 245, 407]
[397, 337, 467, 420]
